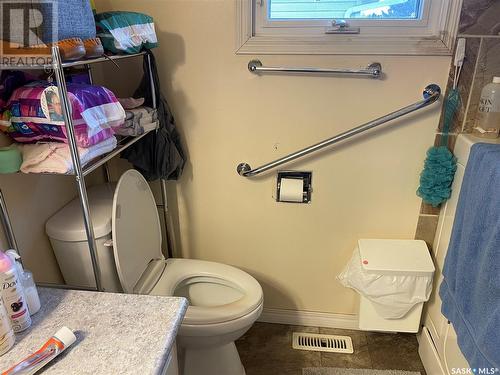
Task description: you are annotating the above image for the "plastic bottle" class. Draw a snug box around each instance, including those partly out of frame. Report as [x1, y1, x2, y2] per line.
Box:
[6, 250, 41, 315]
[19, 270, 41, 316]
[0, 298, 15, 356]
[0, 251, 31, 332]
[473, 76, 500, 138]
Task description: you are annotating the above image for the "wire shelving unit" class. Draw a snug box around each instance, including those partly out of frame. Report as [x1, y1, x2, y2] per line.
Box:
[2, 47, 169, 292]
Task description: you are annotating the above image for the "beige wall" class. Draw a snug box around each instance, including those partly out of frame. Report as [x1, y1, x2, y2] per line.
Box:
[98, 0, 451, 314]
[1, 0, 452, 315]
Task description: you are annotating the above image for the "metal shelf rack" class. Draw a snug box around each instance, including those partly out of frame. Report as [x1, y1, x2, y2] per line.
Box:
[3, 47, 168, 292]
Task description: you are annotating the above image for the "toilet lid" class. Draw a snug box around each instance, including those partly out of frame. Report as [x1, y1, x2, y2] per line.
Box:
[112, 170, 164, 293]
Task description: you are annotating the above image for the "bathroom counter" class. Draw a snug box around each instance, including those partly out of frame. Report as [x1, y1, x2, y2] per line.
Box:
[1, 288, 188, 374]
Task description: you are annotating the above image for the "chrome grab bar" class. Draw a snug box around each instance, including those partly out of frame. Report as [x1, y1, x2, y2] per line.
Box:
[248, 60, 382, 79]
[237, 84, 441, 177]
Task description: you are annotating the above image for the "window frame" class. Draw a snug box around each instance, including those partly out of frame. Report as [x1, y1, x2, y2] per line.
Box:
[236, 0, 462, 55]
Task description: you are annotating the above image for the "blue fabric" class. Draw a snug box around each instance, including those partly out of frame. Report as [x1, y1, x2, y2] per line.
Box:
[40, 1, 96, 43]
[440, 143, 500, 369]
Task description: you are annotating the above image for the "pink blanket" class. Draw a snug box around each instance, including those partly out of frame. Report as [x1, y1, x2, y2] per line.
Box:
[20, 137, 117, 174]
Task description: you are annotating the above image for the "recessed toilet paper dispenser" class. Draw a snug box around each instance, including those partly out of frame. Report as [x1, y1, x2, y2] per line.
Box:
[277, 171, 312, 203]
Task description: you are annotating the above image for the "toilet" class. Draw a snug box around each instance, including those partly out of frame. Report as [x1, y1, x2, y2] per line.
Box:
[46, 169, 263, 375]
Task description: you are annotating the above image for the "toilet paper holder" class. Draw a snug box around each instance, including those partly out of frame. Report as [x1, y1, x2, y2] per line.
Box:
[277, 171, 312, 203]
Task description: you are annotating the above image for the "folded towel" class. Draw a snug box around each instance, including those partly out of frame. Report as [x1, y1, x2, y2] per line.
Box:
[115, 107, 158, 136]
[141, 119, 158, 133]
[118, 97, 145, 109]
[439, 143, 500, 369]
[20, 137, 117, 174]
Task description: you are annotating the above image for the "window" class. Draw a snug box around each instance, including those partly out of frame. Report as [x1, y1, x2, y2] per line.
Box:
[236, 0, 460, 55]
[268, 0, 422, 20]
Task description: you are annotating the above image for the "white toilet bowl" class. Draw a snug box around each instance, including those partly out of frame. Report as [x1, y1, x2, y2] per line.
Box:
[153, 258, 263, 375]
[46, 170, 263, 375]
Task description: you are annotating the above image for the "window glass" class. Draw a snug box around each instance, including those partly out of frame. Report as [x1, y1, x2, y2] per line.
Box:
[268, 0, 423, 20]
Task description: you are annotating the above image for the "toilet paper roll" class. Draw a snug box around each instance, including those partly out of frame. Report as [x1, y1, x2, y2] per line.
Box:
[279, 178, 304, 203]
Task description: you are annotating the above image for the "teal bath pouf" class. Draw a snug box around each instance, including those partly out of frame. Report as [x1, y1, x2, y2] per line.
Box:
[417, 146, 457, 207]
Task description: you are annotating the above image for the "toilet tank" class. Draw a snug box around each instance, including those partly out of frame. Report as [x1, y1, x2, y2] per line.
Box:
[46, 184, 122, 292]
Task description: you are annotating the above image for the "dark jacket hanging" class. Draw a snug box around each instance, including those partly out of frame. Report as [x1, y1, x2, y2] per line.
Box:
[121, 50, 185, 181]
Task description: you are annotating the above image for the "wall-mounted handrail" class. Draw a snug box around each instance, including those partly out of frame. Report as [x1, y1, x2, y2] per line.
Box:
[248, 60, 382, 79]
[237, 84, 441, 177]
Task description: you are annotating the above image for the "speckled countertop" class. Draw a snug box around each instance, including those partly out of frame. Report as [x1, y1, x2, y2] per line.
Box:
[1, 288, 188, 374]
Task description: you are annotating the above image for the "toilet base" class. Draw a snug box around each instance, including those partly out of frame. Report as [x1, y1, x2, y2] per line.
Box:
[178, 342, 245, 375]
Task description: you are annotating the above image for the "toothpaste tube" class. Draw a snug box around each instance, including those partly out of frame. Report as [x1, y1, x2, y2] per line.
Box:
[1, 327, 76, 375]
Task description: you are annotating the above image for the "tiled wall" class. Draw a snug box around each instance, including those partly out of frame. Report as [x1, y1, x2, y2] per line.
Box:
[415, 0, 500, 247]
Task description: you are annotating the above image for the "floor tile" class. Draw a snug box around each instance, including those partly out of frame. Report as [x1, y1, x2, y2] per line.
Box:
[236, 323, 426, 375]
[319, 328, 372, 369]
[366, 332, 426, 373]
[236, 322, 321, 375]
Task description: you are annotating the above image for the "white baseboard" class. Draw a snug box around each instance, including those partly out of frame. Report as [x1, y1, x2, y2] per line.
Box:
[258, 308, 359, 330]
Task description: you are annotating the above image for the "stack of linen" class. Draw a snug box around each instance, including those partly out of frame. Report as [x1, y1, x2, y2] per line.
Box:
[0, 78, 126, 174]
[115, 97, 158, 136]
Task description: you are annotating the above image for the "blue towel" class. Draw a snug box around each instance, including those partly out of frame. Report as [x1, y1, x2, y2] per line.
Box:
[440, 143, 500, 369]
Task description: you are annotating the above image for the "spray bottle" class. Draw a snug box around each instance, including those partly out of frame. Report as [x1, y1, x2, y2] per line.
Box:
[5, 251, 40, 316]
[0, 298, 15, 357]
[0, 251, 31, 332]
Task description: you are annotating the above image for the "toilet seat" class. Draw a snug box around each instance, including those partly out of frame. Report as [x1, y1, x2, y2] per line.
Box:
[112, 170, 164, 294]
[152, 258, 263, 325]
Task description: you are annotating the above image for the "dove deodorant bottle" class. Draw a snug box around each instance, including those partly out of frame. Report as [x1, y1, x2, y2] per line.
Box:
[0, 251, 31, 332]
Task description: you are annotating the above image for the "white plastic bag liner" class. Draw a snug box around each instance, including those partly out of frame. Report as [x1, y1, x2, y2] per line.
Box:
[337, 248, 433, 319]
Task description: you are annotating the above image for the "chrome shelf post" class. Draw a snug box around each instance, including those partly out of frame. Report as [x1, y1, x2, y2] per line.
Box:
[52, 46, 102, 291]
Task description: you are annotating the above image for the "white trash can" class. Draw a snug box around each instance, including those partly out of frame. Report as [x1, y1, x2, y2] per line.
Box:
[338, 239, 435, 333]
